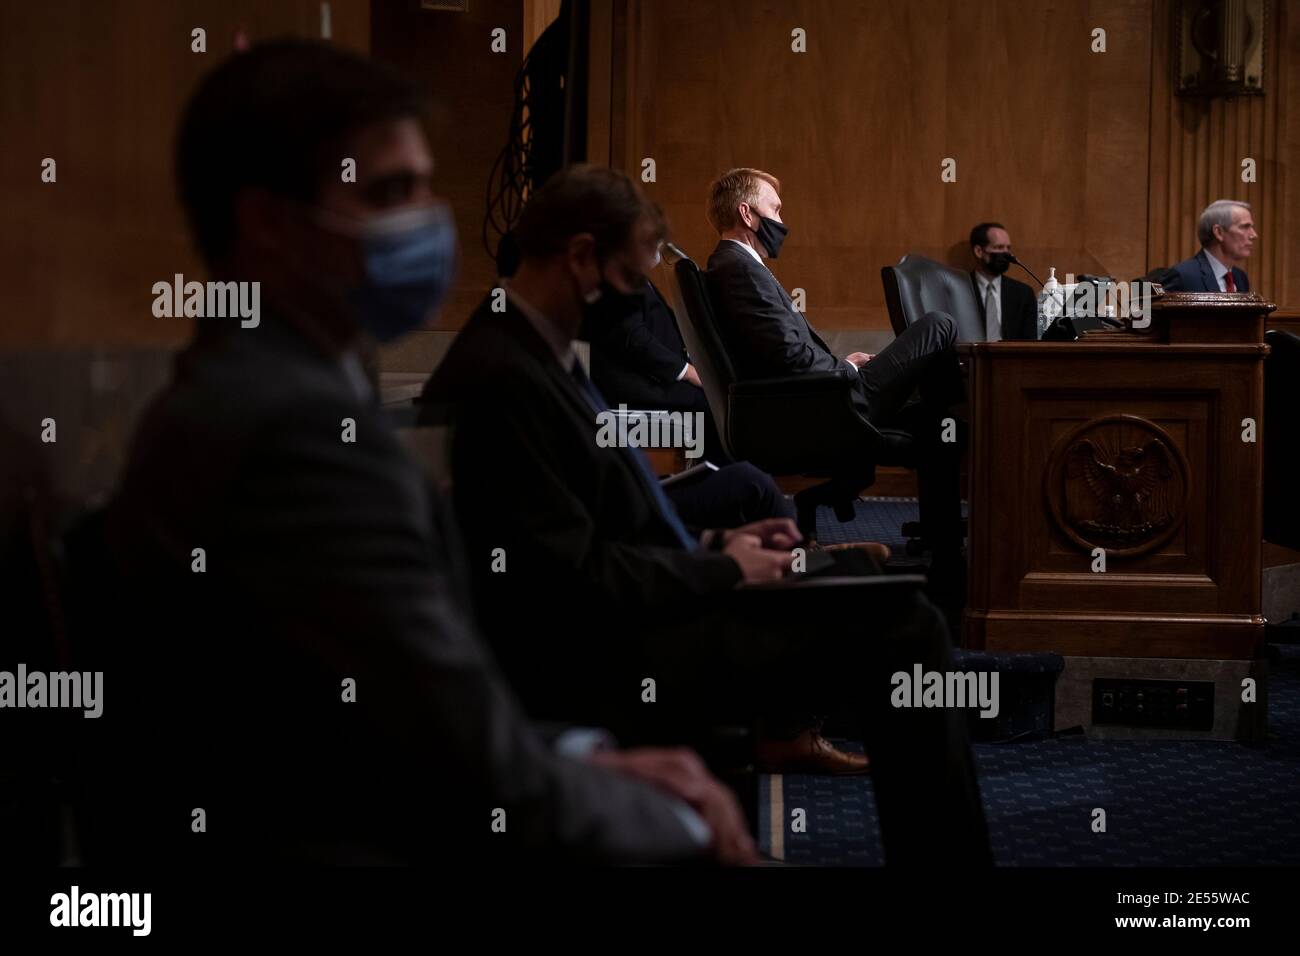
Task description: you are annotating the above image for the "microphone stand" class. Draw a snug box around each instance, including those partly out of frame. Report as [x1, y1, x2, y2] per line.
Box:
[1007, 255, 1123, 330]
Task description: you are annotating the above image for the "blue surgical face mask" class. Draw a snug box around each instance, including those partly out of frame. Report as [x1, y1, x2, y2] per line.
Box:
[318, 203, 458, 342]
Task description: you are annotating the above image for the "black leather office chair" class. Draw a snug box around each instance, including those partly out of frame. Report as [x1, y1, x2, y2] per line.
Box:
[881, 254, 985, 341]
[663, 243, 915, 538]
[1264, 330, 1300, 550]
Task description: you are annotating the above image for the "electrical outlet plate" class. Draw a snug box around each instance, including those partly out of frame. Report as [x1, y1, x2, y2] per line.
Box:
[1092, 678, 1215, 730]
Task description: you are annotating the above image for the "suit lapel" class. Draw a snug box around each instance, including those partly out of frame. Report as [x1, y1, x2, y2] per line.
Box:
[970, 271, 987, 322]
[755, 251, 831, 350]
[525, 317, 654, 505]
[712, 239, 835, 356]
[1003, 278, 1024, 338]
[1197, 250, 1217, 292]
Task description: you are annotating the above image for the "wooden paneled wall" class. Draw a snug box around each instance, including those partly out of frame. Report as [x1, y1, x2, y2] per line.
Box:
[601, 0, 1299, 330]
[0, 0, 371, 349]
[370, 0, 525, 371]
[2, 0, 1293, 352]
[523, 0, 564, 52]
[1148, 0, 1297, 306]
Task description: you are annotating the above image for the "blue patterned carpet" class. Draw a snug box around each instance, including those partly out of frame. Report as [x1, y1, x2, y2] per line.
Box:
[811, 494, 965, 557]
[759, 498, 1300, 866]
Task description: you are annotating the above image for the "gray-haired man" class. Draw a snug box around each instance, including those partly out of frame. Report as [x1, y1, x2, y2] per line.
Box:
[1166, 199, 1256, 293]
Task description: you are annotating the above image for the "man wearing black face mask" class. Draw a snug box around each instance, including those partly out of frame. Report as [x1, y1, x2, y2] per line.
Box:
[969, 222, 1038, 341]
[421, 166, 994, 862]
[704, 168, 967, 623]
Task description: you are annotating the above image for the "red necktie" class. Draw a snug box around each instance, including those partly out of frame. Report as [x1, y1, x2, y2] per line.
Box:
[1224, 272, 1236, 292]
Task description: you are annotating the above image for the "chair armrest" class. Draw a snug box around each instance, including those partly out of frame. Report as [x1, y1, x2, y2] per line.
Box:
[729, 369, 859, 397]
[737, 573, 927, 595]
[725, 375, 885, 472]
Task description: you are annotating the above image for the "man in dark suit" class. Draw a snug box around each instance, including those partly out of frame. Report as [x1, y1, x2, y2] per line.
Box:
[509, 229, 790, 530]
[584, 273, 703, 412]
[583, 250, 797, 527]
[421, 164, 991, 863]
[1165, 199, 1255, 293]
[968, 221, 1038, 341]
[88, 40, 756, 867]
[703, 168, 966, 615]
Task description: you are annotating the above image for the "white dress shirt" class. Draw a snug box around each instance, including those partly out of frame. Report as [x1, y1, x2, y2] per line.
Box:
[1203, 249, 1233, 292]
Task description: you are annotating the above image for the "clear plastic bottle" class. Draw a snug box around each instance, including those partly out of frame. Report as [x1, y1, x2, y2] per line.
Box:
[1037, 267, 1062, 339]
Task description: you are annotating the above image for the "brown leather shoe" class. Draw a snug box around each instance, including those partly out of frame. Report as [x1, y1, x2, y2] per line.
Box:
[820, 541, 891, 563]
[756, 730, 870, 775]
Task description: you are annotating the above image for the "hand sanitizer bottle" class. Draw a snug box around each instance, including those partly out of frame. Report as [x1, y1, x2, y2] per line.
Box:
[1037, 267, 1061, 339]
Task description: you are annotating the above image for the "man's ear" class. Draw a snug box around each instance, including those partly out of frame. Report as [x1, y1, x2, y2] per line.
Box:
[737, 202, 753, 230]
[563, 232, 599, 283]
[565, 232, 597, 262]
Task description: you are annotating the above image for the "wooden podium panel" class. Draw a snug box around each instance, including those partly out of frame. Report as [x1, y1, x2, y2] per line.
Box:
[962, 294, 1274, 660]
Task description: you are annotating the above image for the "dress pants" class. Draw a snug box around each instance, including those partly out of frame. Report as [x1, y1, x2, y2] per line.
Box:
[639, 582, 992, 866]
[856, 311, 966, 583]
[664, 461, 795, 529]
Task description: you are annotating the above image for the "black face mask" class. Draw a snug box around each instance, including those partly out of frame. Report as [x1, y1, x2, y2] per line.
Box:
[752, 215, 788, 259]
[984, 251, 1013, 275]
[584, 277, 647, 325]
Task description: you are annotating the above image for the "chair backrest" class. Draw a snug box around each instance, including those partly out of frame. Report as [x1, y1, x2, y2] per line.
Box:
[1264, 329, 1300, 549]
[881, 254, 985, 341]
[662, 242, 739, 458]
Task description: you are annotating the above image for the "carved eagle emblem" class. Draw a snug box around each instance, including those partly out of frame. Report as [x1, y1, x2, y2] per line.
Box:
[1064, 438, 1175, 542]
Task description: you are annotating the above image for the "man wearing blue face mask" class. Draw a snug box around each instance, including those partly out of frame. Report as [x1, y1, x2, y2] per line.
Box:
[92, 39, 755, 867]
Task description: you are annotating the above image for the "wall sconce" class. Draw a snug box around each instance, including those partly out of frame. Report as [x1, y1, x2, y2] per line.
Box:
[1176, 0, 1266, 96]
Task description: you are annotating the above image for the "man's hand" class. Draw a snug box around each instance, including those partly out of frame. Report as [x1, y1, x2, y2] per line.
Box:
[846, 352, 875, 368]
[722, 533, 790, 583]
[682, 364, 702, 387]
[588, 748, 759, 865]
[724, 517, 802, 550]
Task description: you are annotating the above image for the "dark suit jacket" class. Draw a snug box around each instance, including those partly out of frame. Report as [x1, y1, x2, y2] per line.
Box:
[419, 295, 742, 716]
[582, 279, 699, 409]
[969, 271, 1038, 341]
[93, 315, 703, 865]
[705, 239, 845, 378]
[1165, 248, 1250, 293]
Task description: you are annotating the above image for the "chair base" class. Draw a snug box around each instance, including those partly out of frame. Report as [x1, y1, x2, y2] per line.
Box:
[793, 476, 873, 540]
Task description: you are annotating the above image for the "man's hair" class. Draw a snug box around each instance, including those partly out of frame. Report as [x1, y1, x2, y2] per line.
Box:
[969, 222, 1006, 250]
[176, 38, 423, 268]
[1198, 200, 1251, 247]
[706, 168, 781, 233]
[513, 164, 653, 261]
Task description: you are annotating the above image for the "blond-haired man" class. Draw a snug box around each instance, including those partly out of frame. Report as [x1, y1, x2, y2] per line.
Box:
[704, 168, 966, 617]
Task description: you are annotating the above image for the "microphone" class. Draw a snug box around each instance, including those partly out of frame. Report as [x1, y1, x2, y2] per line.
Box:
[1009, 255, 1124, 330]
[1006, 253, 1044, 289]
